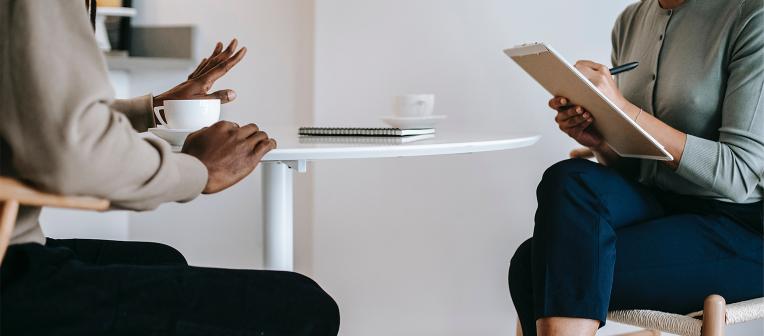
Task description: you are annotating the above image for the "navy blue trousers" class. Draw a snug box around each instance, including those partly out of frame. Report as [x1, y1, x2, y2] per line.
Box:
[508, 159, 763, 335]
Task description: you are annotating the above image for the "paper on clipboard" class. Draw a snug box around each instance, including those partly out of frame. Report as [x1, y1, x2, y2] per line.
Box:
[504, 42, 672, 161]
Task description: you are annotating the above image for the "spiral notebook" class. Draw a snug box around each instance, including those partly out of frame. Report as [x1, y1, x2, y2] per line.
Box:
[299, 134, 435, 145]
[298, 127, 435, 137]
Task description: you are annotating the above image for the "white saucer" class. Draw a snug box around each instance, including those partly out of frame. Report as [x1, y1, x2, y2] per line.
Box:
[381, 115, 447, 129]
[148, 128, 195, 146]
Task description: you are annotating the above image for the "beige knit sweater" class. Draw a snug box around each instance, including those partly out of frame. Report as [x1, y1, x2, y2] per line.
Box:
[0, 0, 208, 245]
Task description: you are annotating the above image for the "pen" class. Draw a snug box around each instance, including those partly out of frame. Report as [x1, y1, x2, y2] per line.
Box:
[556, 62, 640, 110]
[609, 61, 639, 75]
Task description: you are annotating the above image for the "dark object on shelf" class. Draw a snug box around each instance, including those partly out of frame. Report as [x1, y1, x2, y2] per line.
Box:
[130, 26, 195, 59]
[117, 0, 132, 51]
[105, 26, 197, 72]
[100, 0, 133, 52]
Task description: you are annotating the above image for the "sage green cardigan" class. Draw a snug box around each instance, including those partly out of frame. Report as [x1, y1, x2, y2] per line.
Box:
[612, 0, 764, 203]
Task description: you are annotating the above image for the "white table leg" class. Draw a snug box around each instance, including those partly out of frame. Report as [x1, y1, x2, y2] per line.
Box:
[262, 161, 294, 271]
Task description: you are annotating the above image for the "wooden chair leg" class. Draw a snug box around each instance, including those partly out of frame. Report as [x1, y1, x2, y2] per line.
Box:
[701, 295, 726, 336]
[0, 200, 20, 265]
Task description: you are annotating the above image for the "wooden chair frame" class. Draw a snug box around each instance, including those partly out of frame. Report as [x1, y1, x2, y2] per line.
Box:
[514, 276, 730, 336]
[0, 177, 109, 265]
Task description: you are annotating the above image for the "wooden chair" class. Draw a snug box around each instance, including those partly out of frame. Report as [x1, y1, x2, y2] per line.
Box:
[0, 177, 109, 265]
[608, 296, 764, 336]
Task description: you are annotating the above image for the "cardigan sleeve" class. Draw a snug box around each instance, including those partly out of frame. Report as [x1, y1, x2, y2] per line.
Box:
[674, 4, 764, 203]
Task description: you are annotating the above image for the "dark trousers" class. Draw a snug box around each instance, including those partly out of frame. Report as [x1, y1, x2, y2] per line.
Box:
[1, 239, 340, 336]
[508, 159, 763, 335]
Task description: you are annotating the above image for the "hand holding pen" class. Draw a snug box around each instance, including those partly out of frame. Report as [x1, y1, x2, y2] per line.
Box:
[550, 60, 640, 150]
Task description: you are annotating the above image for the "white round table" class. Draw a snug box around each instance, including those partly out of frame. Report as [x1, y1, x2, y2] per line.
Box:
[259, 129, 540, 271]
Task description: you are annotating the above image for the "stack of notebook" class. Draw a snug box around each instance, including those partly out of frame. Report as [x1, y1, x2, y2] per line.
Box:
[298, 127, 434, 137]
[298, 127, 436, 145]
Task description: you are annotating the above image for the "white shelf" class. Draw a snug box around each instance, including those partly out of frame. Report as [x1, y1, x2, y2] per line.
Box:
[96, 7, 137, 17]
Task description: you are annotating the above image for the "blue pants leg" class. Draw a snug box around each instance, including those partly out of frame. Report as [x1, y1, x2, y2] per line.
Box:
[509, 159, 763, 335]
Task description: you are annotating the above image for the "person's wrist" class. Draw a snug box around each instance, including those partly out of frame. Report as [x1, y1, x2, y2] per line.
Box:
[590, 143, 607, 153]
[618, 100, 641, 120]
[153, 94, 164, 108]
[591, 140, 615, 156]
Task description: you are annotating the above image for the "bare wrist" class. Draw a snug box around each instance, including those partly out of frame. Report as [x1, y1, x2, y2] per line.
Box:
[153, 95, 163, 108]
[591, 143, 610, 154]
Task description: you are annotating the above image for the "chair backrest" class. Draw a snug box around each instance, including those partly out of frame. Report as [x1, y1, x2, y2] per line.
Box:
[0, 177, 109, 265]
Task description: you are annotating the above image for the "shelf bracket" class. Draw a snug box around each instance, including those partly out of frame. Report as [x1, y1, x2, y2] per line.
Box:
[282, 160, 308, 173]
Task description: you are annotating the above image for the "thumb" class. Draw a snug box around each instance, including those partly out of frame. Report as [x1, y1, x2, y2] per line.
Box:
[206, 89, 237, 104]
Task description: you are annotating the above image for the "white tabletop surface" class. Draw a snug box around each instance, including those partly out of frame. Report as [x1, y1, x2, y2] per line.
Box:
[259, 128, 541, 161]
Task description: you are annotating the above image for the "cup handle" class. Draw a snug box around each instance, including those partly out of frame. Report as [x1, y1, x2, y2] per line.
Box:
[153, 106, 169, 127]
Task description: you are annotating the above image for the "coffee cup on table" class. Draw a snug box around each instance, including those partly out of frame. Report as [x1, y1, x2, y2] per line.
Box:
[153, 99, 221, 130]
[394, 94, 435, 118]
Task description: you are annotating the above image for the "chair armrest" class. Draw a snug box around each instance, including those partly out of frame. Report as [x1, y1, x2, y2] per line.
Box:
[0, 177, 109, 211]
[0, 177, 109, 265]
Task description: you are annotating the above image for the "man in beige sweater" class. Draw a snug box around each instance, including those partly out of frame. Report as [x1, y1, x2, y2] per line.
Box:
[0, 1, 339, 335]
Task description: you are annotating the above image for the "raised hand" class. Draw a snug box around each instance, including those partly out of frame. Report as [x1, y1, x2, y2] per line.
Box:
[153, 39, 247, 107]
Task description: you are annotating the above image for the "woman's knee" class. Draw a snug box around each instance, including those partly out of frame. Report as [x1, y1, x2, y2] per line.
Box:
[535, 159, 606, 213]
[538, 159, 599, 193]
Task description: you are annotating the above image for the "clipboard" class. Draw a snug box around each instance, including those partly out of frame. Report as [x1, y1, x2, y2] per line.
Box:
[504, 42, 672, 161]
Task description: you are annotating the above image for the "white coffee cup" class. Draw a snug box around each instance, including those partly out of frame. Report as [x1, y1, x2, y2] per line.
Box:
[394, 94, 435, 118]
[153, 99, 221, 130]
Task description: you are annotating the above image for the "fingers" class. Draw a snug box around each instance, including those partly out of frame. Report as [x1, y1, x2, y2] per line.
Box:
[189, 42, 225, 79]
[246, 130, 270, 148]
[207, 89, 237, 104]
[212, 41, 224, 56]
[549, 96, 569, 110]
[223, 38, 238, 55]
[238, 123, 260, 139]
[575, 64, 598, 79]
[558, 109, 592, 130]
[189, 58, 208, 80]
[197, 39, 239, 78]
[208, 121, 275, 159]
[253, 138, 277, 158]
[201, 47, 247, 85]
[555, 105, 584, 123]
[247, 131, 268, 145]
[575, 60, 609, 73]
[211, 120, 239, 132]
[567, 118, 595, 138]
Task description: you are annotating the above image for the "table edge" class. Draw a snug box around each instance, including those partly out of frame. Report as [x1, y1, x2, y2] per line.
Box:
[261, 135, 541, 161]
